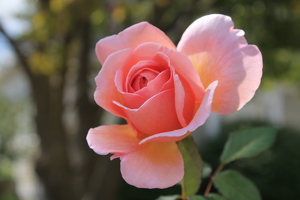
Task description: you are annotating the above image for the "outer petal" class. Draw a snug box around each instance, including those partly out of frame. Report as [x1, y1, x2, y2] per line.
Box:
[177, 14, 262, 114]
[87, 124, 140, 155]
[96, 22, 176, 64]
[140, 81, 218, 144]
[94, 48, 135, 117]
[120, 142, 183, 188]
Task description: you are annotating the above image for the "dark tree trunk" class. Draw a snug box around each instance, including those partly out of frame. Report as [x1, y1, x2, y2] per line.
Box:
[32, 75, 79, 200]
[1, 4, 122, 199]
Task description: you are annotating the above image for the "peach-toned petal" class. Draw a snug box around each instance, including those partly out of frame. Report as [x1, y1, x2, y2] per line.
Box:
[120, 142, 183, 188]
[114, 89, 182, 135]
[96, 22, 176, 64]
[116, 70, 172, 110]
[140, 81, 218, 144]
[126, 60, 164, 93]
[186, 80, 218, 130]
[122, 93, 148, 110]
[209, 46, 262, 113]
[177, 14, 262, 114]
[155, 50, 203, 127]
[94, 48, 135, 117]
[87, 124, 140, 155]
[173, 74, 187, 127]
[174, 72, 199, 127]
[135, 43, 205, 101]
[136, 69, 171, 99]
[133, 43, 205, 126]
[114, 69, 149, 109]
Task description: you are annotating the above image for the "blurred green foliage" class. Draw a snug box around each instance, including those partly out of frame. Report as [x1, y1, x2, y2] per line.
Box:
[0, 98, 17, 159]
[0, 97, 22, 200]
[18, 0, 300, 84]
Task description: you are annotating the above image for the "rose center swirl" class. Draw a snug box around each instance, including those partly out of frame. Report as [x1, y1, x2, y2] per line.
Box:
[131, 69, 159, 91]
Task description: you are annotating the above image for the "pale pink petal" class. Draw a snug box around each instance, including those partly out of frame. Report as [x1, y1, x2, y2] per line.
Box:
[120, 142, 183, 188]
[114, 69, 125, 93]
[96, 22, 176, 64]
[185, 81, 218, 131]
[94, 48, 135, 117]
[87, 124, 140, 155]
[114, 89, 182, 135]
[140, 81, 218, 144]
[177, 14, 262, 114]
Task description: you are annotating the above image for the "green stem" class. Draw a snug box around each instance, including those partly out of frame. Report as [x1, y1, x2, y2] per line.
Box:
[180, 179, 187, 200]
[204, 163, 225, 196]
[178, 140, 187, 200]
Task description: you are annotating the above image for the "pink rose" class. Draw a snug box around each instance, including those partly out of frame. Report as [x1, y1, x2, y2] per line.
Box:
[87, 14, 262, 189]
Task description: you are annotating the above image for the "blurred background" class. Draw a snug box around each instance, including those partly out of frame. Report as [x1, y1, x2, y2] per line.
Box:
[0, 0, 300, 199]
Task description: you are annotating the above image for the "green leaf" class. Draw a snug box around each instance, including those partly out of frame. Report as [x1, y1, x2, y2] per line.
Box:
[207, 193, 227, 200]
[190, 194, 226, 200]
[156, 195, 179, 200]
[178, 135, 203, 196]
[214, 170, 261, 200]
[220, 126, 277, 164]
[189, 195, 207, 200]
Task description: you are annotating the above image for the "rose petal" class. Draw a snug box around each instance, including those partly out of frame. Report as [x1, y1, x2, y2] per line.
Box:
[131, 69, 158, 91]
[95, 48, 135, 117]
[139, 81, 218, 144]
[173, 74, 187, 127]
[86, 124, 140, 155]
[122, 93, 148, 110]
[136, 69, 171, 99]
[96, 22, 176, 64]
[120, 142, 183, 189]
[151, 53, 189, 127]
[114, 89, 182, 135]
[177, 14, 262, 114]
[114, 69, 148, 109]
[135, 43, 205, 101]
[151, 53, 175, 92]
[126, 60, 164, 93]
[133, 43, 205, 126]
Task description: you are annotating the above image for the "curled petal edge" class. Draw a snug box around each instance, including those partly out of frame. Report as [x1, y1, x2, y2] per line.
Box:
[86, 124, 140, 156]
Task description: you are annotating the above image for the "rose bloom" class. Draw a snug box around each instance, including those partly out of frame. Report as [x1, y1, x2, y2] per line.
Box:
[87, 14, 262, 189]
